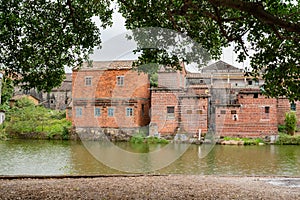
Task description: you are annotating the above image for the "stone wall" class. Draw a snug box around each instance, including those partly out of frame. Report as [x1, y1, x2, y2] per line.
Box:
[75, 127, 147, 141]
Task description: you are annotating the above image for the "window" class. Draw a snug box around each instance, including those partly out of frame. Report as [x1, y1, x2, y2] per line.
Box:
[94, 107, 101, 117]
[265, 106, 270, 113]
[75, 107, 82, 117]
[187, 110, 192, 114]
[85, 76, 92, 86]
[117, 76, 124, 86]
[167, 106, 175, 119]
[108, 107, 114, 117]
[50, 99, 55, 104]
[126, 107, 133, 116]
[262, 106, 270, 120]
[141, 104, 145, 116]
[254, 93, 258, 98]
[248, 80, 253, 85]
[291, 103, 296, 111]
[197, 110, 203, 114]
[221, 110, 226, 114]
[231, 110, 237, 114]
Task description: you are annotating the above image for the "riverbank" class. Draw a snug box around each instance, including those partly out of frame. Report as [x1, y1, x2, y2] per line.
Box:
[0, 175, 299, 199]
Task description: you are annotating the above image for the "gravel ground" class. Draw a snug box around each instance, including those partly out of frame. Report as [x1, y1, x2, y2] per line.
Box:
[0, 175, 300, 199]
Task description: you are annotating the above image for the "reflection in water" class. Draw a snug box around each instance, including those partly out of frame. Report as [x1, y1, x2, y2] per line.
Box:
[0, 140, 300, 176]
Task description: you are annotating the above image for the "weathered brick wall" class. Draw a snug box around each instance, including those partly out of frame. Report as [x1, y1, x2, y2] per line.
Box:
[277, 98, 300, 125]
[72, 68, 150, 129]
[151, 89, 208, 135]
[179, 96, 208, 134]
[158, 71, 184, 88]
[215, 92, 278, 137]
[151, 90, 179, 135]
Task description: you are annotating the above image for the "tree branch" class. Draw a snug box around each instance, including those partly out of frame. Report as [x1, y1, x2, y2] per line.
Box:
[208, 0, 300, 34]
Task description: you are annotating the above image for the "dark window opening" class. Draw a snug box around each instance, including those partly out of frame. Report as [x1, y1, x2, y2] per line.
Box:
[291, 103, 296, 111]
[167, 106, 175, 119]
[265, 106, 270, 113]
[231, 110, 237, 114]
[141, 104, 145, 116]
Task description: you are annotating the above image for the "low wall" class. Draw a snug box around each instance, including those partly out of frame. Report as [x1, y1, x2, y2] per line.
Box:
[74, 127, 149, 141]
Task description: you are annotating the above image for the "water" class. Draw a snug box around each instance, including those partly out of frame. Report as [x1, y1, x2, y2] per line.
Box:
[0, 140, 299, 176]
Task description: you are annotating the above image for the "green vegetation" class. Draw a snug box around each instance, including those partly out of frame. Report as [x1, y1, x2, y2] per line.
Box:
[1, 97, 71, 140]
[276, 133, 300, 145]
[285, 111, 297, 135]
[119, 1, 300, 101]
[223, 136, 264, 145]
[130, 133, 169, 144]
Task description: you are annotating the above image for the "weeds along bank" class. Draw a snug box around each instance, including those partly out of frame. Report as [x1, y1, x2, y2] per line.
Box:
[0, 97, 71, 140]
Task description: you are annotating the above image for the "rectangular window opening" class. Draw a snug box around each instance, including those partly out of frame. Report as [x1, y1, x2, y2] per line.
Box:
[187, 110, 192, 114]
[291, 103, 296, 111]
[85, 77, 92, 86]
[167, 106, 175, 119]
[75, 107, 82, 117]
[265, 106, 270, 113]
[253, 93, 258, 98]
[231, 110, 237, 114]
[94, 107, 101, 117]
[221, 110, 226, 114]
[108, 107, 115, 117]
[126, 107, 133, 116]
[117, 76, 124, 86]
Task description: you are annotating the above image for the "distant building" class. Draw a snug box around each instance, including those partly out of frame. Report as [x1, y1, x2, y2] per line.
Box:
[13, 73, 72, 110]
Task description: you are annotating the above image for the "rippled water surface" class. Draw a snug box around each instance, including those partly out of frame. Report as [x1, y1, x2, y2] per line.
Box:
[0, 140, 299, 176]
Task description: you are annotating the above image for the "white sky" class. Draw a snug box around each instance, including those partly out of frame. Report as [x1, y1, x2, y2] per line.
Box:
[90, 10, 250, 71]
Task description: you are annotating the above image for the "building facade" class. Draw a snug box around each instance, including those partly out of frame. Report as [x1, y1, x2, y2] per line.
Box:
[70, 60, 300, 139]
[71, 61, 151, 139]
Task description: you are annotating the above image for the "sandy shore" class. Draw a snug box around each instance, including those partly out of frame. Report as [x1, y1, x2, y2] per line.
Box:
[0, 175, 299, 199]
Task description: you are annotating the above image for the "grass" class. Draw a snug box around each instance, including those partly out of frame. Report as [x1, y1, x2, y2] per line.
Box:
[223, 136, 264, 145]
[130, 133, 169, 144]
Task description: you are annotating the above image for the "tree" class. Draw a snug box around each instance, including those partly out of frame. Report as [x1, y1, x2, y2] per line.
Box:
[0, 0, 112, 92]
[118, 0, 300, 101]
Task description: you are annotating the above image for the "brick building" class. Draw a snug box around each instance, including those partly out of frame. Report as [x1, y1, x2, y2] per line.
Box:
[70, 60, 300, 139]
[150, 67, 209, 136]
[71, 61, 151, 139]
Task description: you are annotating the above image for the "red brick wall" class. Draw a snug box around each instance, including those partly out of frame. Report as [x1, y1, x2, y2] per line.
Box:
[277, 98, 300, 125]
[151, 89, 208, 135]
[151, 90, 179, 135]
[72, 68, 150, 128]
[216, 93, 278, 137]
[180, 97, 208, 134]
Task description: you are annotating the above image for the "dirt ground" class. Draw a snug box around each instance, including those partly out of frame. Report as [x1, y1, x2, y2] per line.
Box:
[0, 175, 299, 199]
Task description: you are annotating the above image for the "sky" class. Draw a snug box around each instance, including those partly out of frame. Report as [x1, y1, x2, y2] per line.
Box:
[90, 10, 250, 71]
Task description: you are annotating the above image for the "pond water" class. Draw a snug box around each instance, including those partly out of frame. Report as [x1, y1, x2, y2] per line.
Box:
[0, 139, 300, 176]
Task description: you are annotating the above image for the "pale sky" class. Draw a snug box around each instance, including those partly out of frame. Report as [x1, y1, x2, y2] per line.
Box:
[90, 10, 250, 71]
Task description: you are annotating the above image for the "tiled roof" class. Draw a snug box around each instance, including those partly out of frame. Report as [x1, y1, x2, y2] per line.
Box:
[80, 60, 134, 70]
[202, 61, 242, 72]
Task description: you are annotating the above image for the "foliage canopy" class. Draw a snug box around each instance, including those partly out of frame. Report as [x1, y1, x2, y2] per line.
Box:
[0, 0, 112, 91]
[1, 0, 300, 101]
[118, 0, 300, 101]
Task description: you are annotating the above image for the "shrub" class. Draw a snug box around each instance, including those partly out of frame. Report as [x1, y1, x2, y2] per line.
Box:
[276, 133, 300, 145]
[285, 111, 297, 135]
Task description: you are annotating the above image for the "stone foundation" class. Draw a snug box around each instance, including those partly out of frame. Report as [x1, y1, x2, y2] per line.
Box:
[74, 127, 149, 141]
